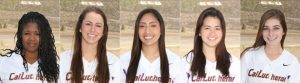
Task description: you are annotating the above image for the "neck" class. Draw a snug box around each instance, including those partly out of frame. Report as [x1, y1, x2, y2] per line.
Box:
[203, 45, 216, 62]
[24, 51, 38, 64]
[82, 42, 98, 62]
[142, 44, 160, 63]
[264, 45, 283, 61]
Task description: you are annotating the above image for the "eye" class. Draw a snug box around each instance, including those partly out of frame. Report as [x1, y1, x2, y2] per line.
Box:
[35, 32, 40, 36]
[85, 23, 91, 26]
[96, 25, 102, 28]
[216, 27, 221, 30]
[204, 27, 209, 29]
[273, 26, 280, 30]
[23, 32, 30, 35]
[262, 27, 268, 30]
[150, 24, 157, 27]
[139, 24, 145, 28]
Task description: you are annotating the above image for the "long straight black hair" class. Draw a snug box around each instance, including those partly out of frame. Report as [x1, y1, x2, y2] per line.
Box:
[187, 7, 231, 77]
[126, 8, 170, 83]
[70, 6, 109, 83]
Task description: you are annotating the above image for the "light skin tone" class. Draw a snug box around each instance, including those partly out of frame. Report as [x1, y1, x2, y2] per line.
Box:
[22, 22, 40, 64]
[200, 16, 222, 62]
[139, 13, 161, 63]
[80, 12, 104, 62]
[262, 18, 284, 61]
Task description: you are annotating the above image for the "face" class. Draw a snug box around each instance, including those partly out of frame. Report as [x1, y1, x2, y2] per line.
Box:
[22, 22, 40, 53]
[80, 12, 104, 45]
[200, 16, 222, 48]
[138, 13, 161, 47]
[262, 18, 284, 46]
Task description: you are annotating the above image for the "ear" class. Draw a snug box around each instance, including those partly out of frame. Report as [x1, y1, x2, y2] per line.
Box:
[79, 29, 82, 32]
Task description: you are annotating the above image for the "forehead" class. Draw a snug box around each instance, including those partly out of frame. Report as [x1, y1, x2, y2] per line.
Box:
[203, 16, 221, 25]
[264, 18, 281, 26]
[83, 12, 104, 23]
[140, 13, 158, 23]
[23, 22, 39, 31]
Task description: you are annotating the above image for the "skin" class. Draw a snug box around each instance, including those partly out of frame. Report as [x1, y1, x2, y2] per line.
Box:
[80, 12, 104, 62]
[200, 16, 222, 62]
[138, 13, 161, 63]
[262, 18, 284, 61]
[22, 22, 40, 64]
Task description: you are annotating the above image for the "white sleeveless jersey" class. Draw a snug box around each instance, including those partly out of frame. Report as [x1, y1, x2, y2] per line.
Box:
[182, 52, 240, 83]
[241, 46, 300, 83]
[59, 50, 121, 83]
[120, 49, 187, 83]
[0, 53, 50, 83]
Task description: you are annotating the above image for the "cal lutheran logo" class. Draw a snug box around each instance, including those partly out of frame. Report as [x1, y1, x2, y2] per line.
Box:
[187, 72, 235, 82]
[65, 72, 115, 81]
[9, 72, 45, 80]
[123, 69, 175, 82]
[248, 69, 289, 82]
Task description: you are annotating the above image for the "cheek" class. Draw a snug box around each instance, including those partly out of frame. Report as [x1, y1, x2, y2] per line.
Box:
[154, 28, 161, 36]
[262, 30, 267, 35]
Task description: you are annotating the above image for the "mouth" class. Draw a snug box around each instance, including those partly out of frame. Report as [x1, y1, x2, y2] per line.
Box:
[267, 36, 277, 41]
[88, 33, 97, 37]
[144, 35, 153, 40]
[28, 43, 38, 47]
[208, 37, 217, 41]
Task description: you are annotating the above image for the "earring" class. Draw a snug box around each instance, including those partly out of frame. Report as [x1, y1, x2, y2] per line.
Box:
[199, 33, 201, 36]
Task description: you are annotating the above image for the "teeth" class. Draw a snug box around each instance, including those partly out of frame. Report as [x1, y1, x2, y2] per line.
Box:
[144, 36, 153, 40]
[88, 34, 96, 37]
[208, 37, 216, 40]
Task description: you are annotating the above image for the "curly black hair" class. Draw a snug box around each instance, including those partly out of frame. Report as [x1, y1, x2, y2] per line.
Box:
[0, 11, 59, 82]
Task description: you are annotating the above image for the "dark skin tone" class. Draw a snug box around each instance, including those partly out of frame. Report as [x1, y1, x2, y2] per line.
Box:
[22, 22, 40, 64]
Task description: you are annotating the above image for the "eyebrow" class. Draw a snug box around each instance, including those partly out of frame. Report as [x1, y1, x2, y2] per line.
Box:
[139, 21, 158, 24]
[263, 25, 281, 27]
[84, 21, 103, 24]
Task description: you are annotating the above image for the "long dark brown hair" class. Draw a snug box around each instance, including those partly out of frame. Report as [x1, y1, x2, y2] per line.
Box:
[70, 6, 109, 83]
[126, 8, 169, 83]
[241, 9, 287, 56]
[186, 7, 231, 77]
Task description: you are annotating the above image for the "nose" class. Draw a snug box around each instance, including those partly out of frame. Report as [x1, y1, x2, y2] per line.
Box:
[90, 25, 95, 32]
[268, 29, 273, 36]
[29, 34, 37, 41]
[145, 25, 151, 34]
[209, 29, 216, 36]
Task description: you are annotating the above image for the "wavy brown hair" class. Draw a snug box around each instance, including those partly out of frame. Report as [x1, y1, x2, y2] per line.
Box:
[70, 6, 109, 83]
[241, 9, 287, 56]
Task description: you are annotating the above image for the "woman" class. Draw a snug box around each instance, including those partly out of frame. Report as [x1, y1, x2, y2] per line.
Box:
[120, 8, 186, 83]
[0, 12, 59, 82]
[182, 7, 240, 83]
[59, 6, 120, 83]
[241, 9, 300, 83]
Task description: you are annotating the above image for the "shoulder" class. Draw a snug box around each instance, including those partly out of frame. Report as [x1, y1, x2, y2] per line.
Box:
[282, 50, 299, 64]
[59, 50, 74, 64]
[120, 51, 132, 63]
[165, 49, 181, 63]
[107, 52, 120, 65]
[59, 50, 73, 59]
[241, 46, 263, 60]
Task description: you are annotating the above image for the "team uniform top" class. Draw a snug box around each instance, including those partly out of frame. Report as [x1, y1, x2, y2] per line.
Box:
[59, 50, 121, 83]
[182, 52, 240, 83]
[241, 46, 300, 83]
[120, 49, 187, 83]
[0, 52, 49, 83]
